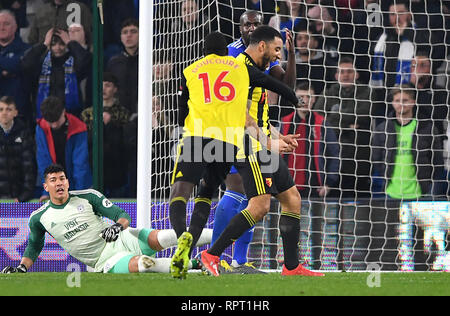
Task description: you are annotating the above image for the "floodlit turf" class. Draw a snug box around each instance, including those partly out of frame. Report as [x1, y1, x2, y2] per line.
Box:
[0, 272, 449, 296]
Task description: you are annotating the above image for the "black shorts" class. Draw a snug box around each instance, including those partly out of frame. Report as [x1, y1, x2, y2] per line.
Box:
[271, 151, 296, 195]
[233, 149, 295, 199]
[172, 136, 237, 189]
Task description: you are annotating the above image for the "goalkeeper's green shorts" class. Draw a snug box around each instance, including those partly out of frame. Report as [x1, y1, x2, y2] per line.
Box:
[94, 228, 156, 273]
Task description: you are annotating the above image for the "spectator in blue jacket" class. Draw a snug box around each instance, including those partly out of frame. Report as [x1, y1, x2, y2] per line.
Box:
[36, 96, 92, 202]
[22, 27, 92, 119]
[0, 10, 30, 120]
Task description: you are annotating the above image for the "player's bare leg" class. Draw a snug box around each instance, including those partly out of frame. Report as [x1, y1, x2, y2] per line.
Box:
[245, 194, 271, 221]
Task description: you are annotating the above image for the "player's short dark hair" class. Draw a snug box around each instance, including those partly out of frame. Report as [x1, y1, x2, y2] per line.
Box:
[240, 10, 263, 24]
[44, 164, 66, 180]
[0, 95, 16, 108]
[40, 96, 65, 123]
[248, 25, 282, 46]
[204, 31, 228, 56]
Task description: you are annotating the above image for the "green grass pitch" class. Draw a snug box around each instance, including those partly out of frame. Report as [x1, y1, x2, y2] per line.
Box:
[1, 272, 449, 296]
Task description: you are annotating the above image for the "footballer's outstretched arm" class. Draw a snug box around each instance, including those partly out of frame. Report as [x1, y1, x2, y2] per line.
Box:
[246, 64, 298, 107]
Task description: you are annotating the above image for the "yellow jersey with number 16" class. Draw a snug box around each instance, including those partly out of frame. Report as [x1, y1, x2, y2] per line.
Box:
[182, 54, 249, 148]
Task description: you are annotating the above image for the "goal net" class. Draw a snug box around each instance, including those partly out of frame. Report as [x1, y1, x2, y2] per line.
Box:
[150, 0, 450, 271]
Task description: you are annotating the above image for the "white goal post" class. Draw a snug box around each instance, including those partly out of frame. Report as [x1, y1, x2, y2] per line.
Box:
[137, 0, 153, 229]
[141, 0, 450, 271]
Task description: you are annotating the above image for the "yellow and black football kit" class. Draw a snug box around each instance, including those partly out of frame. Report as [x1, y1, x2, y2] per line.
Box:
[236, 52, 271, 149]
[174, 53, 298, 198]
[235, 52, 296, 197]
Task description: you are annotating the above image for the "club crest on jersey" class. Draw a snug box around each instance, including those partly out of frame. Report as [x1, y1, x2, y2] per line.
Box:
[77, 205, 85, 213]
[265, 178, 273, 188]
[102, 198, 113, 208]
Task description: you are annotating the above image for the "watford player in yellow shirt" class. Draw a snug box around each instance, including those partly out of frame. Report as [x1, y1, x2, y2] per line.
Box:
[169, 31, 299, 279]
[201, 26, 325, 277]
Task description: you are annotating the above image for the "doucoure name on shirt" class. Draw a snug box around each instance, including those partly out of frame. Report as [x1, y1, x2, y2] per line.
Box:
[191, 58, 240, 73]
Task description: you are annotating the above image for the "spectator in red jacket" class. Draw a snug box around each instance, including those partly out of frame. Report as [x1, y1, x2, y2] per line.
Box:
[36, 96, 92, 202]
[281, 81, 340, 199]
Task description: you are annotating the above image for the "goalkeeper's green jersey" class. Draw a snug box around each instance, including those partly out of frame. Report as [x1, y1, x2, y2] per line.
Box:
[23, 189, 132, 268]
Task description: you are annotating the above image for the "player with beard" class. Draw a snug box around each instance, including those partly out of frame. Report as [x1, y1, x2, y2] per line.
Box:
[168, 30, 302, 279]
[201, 26, 324, 277]
[212, 11, 297, 273]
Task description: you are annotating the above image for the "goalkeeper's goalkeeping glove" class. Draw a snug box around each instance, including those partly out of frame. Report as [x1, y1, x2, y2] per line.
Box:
[2, 264, 27, 274]
[101, 223, 124, 242]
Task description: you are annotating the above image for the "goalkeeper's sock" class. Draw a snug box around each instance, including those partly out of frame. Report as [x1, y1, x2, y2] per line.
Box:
[188, 197, 212, 257]
[233, 198, 253, 265]
[169, 197, 187, 238]
[208, 209, 256, 257]
[233, 228, 253, 265]
[279, 211, 301, 270]
[211, 191, 246, 246]
[156, 228, 213, 249]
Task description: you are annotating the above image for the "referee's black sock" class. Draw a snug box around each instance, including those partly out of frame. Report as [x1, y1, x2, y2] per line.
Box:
[169, 197, 187, 238]
[208, 209, 256, 257]
[188, 197, 212, 257]
[279, 211, 301, 270]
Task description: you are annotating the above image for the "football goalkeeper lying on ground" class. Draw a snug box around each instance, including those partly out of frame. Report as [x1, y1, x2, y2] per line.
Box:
[1, 164, 211, 274]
